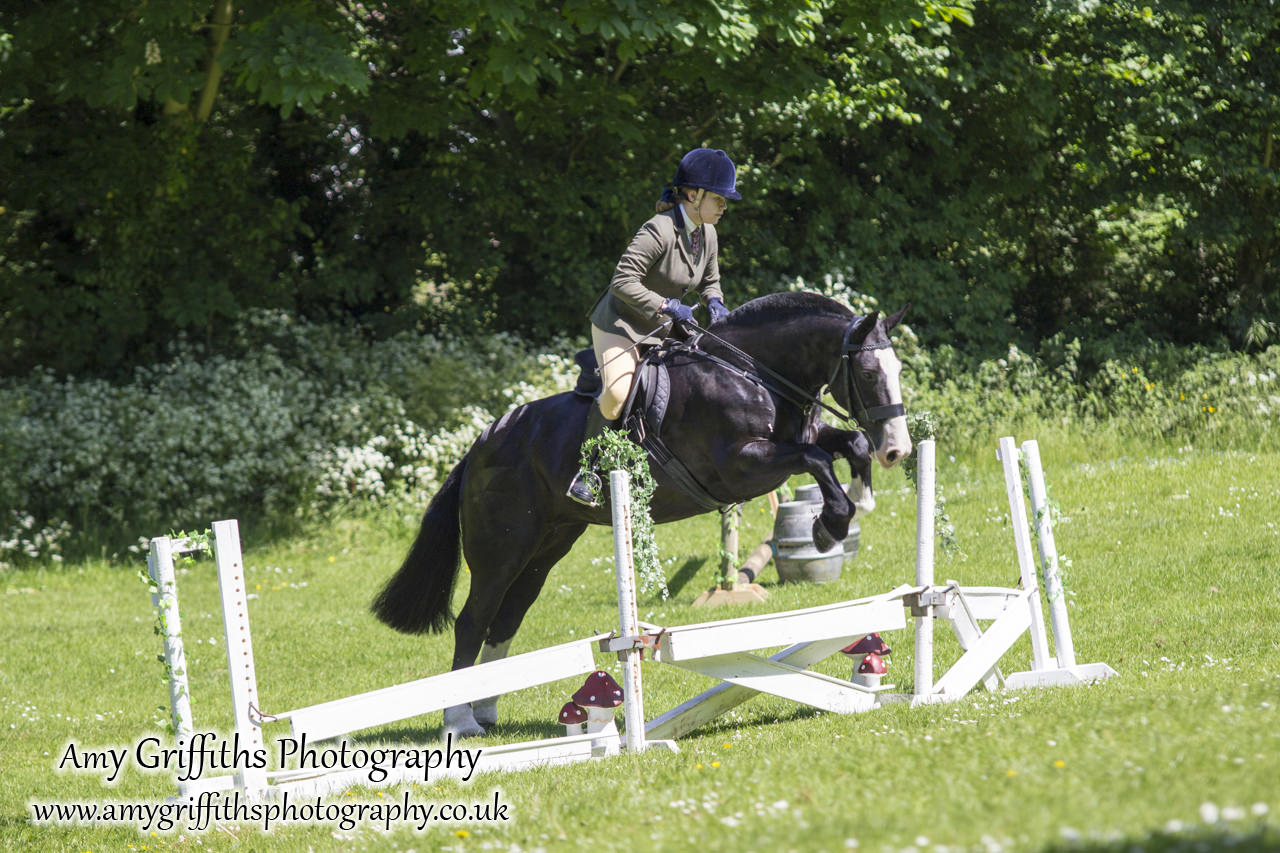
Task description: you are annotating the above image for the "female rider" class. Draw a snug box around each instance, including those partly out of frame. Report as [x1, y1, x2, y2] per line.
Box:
[568, 147, 741, 505]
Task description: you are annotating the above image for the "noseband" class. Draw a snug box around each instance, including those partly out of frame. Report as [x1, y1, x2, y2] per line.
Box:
[832, 319, 906, 430]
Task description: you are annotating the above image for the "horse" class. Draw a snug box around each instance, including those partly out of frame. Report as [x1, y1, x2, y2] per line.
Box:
[371, 291, 912, 737]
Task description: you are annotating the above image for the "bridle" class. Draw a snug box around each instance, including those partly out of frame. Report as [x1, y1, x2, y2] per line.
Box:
[830, 319, 907, 430]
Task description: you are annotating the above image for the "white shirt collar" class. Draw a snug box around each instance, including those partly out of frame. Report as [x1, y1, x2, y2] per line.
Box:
[678, 203, 700, 236]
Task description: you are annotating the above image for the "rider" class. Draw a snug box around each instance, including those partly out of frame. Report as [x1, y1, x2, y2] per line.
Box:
[567, 147, 742, 506]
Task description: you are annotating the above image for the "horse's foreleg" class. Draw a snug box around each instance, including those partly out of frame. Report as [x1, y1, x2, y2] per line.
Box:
[814, 424, 876, 514]
[737, 440, 852, 549]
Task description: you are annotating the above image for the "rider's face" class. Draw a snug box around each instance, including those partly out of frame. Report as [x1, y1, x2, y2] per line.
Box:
[698, 191, 728, 225]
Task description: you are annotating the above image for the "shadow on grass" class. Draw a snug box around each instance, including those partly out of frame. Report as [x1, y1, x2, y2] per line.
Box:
[1039, 825, 1280, 852]
[660, 556, 709, 601]
[355, 719, 567, 746]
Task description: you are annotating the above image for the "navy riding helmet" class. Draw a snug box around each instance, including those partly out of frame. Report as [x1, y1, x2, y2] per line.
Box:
[672, 148, 742, 200]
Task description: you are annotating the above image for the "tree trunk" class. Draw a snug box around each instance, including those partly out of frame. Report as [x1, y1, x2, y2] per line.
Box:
[194, 0, 235, 123]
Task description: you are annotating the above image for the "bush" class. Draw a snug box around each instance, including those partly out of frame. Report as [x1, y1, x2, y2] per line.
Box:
[3, 299, 1276, 569]
[0, 311, 578, 567]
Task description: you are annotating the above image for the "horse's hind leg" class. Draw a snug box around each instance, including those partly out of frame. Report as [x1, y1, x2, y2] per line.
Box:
[444, 522, 587, 737]
[442, 603, 500, 737]
[470, 522, 587, 728]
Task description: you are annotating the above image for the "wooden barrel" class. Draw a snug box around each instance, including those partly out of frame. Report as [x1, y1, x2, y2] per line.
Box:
[788, 484, 861, 564]
[771, 501, 844, 583]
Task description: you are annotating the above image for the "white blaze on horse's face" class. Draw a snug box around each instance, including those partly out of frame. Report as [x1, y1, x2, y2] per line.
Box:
[873, 347, 912, 467]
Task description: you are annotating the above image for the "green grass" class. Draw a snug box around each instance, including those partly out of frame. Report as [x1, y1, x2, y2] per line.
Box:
[3, 429, 1279, 852]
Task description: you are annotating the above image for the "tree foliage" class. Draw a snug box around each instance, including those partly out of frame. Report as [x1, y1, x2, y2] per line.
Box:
[1, 0, 1276, 376]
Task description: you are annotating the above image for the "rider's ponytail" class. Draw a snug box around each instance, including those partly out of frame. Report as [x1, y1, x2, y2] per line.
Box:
[657, 186, 697, 213]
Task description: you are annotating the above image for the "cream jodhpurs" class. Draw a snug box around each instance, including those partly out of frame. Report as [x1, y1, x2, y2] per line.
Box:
[591, 325, 643, 421]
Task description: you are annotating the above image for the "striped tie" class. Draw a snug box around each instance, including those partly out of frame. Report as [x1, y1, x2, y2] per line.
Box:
[690, 227, 701, 262]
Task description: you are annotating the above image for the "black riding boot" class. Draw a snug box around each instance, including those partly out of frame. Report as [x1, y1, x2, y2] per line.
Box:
[567, 404, 616, 506]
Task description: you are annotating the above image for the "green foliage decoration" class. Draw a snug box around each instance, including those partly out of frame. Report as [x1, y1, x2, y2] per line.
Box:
[900, 410, 963, 559]
[578, 427, 667, 599]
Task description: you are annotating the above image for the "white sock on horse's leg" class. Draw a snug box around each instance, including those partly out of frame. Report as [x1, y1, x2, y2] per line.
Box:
[443, 704, 486, 738]
[471, 639, 512, 727]
[849, 478, 876, 514]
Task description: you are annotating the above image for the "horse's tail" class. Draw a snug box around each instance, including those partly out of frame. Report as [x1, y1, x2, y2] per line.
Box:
[371, 455, 468, 634]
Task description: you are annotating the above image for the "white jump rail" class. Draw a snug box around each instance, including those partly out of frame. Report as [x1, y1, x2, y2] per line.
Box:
[146, 522, 622, 800]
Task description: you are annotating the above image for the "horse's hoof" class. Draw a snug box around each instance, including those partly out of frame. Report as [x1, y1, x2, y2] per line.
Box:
[812, 516, 839, 552]
[444, 720, 486, 738]
[443, 705, 487, 739]
[473, 698, 498, 727]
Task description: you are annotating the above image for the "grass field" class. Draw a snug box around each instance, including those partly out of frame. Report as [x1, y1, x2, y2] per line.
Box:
[3, 428, 1278, 852]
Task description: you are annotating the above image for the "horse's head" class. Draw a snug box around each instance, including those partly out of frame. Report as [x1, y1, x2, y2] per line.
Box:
[831, 307, 912, 468]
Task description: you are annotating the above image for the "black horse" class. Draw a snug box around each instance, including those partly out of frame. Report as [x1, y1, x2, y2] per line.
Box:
[372, 292, 911, 736]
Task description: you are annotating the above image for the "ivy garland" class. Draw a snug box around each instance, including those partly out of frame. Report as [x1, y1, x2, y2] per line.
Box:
[1020, 458, 1074, 605]
[578, 427, 668, 599]
[137, 529, 211, 734]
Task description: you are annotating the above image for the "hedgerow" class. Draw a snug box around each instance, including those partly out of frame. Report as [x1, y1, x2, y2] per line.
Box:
[2, 297, 1276, 568]
[0, 311, 577, 567]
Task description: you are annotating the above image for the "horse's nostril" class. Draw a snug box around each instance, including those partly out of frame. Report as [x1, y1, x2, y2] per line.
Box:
[886, 450, 900, 462]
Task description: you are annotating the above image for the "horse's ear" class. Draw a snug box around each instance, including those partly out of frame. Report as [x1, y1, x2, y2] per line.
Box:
[884, 305, 909, 333]
[849, 311, 879, 345]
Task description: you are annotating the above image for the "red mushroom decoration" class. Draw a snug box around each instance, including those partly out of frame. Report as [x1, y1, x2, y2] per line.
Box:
[558, 701, 588, 736]
[572, 671, 625, 732]
[572, 670, 624, 755]
[841, 633, 892, 658]
[576, 666, 624, 727]
[851, 652, 888, 688]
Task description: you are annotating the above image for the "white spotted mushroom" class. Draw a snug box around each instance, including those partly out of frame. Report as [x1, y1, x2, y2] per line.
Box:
[572, 670, 624, 733]
[558, 701, 587, 736]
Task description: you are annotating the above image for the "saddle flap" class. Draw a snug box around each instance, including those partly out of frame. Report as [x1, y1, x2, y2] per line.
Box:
[573, 348, 602, 398]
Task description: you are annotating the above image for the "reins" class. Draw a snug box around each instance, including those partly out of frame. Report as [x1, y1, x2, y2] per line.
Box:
[600, 314, 905, 432]
[675, 320, 862, 427]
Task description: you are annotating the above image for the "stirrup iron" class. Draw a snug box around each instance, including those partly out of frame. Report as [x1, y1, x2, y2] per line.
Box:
[567, 470, 602, 506]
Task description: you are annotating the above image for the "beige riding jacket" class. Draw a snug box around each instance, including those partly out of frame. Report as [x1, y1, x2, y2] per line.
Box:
[588, 206, 723, 344]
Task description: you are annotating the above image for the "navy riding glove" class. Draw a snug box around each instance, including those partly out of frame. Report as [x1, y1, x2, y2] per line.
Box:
[706, 297, 729, 325]
[659, 298, 695, 326]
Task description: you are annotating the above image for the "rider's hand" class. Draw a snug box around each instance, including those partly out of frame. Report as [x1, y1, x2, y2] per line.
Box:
[706, 297, 729, 325]
[659, 297, 695, 326]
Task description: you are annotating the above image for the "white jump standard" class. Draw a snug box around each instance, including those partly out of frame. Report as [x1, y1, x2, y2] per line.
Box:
[899, 437, 1117, 704]
[599, 436, 1116, 738]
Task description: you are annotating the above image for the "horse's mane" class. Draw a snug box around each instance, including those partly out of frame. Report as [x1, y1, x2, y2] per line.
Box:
[724, 291, 856, 329]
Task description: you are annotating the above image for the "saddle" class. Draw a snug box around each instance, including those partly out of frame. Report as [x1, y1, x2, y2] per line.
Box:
[573, 344, 732, 512]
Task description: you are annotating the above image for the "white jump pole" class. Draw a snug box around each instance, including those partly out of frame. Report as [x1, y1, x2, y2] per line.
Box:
[1020, 440, 1077, 668]
[147, 536, 194, 744]
[913, 439, 936, 697]
[211, 520, 270, 795]
[609, 470, 648, 754]
[998, 437, 1053, 672]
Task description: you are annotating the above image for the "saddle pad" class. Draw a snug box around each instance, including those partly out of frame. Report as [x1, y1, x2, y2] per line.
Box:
[627, 351, 731, 512]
